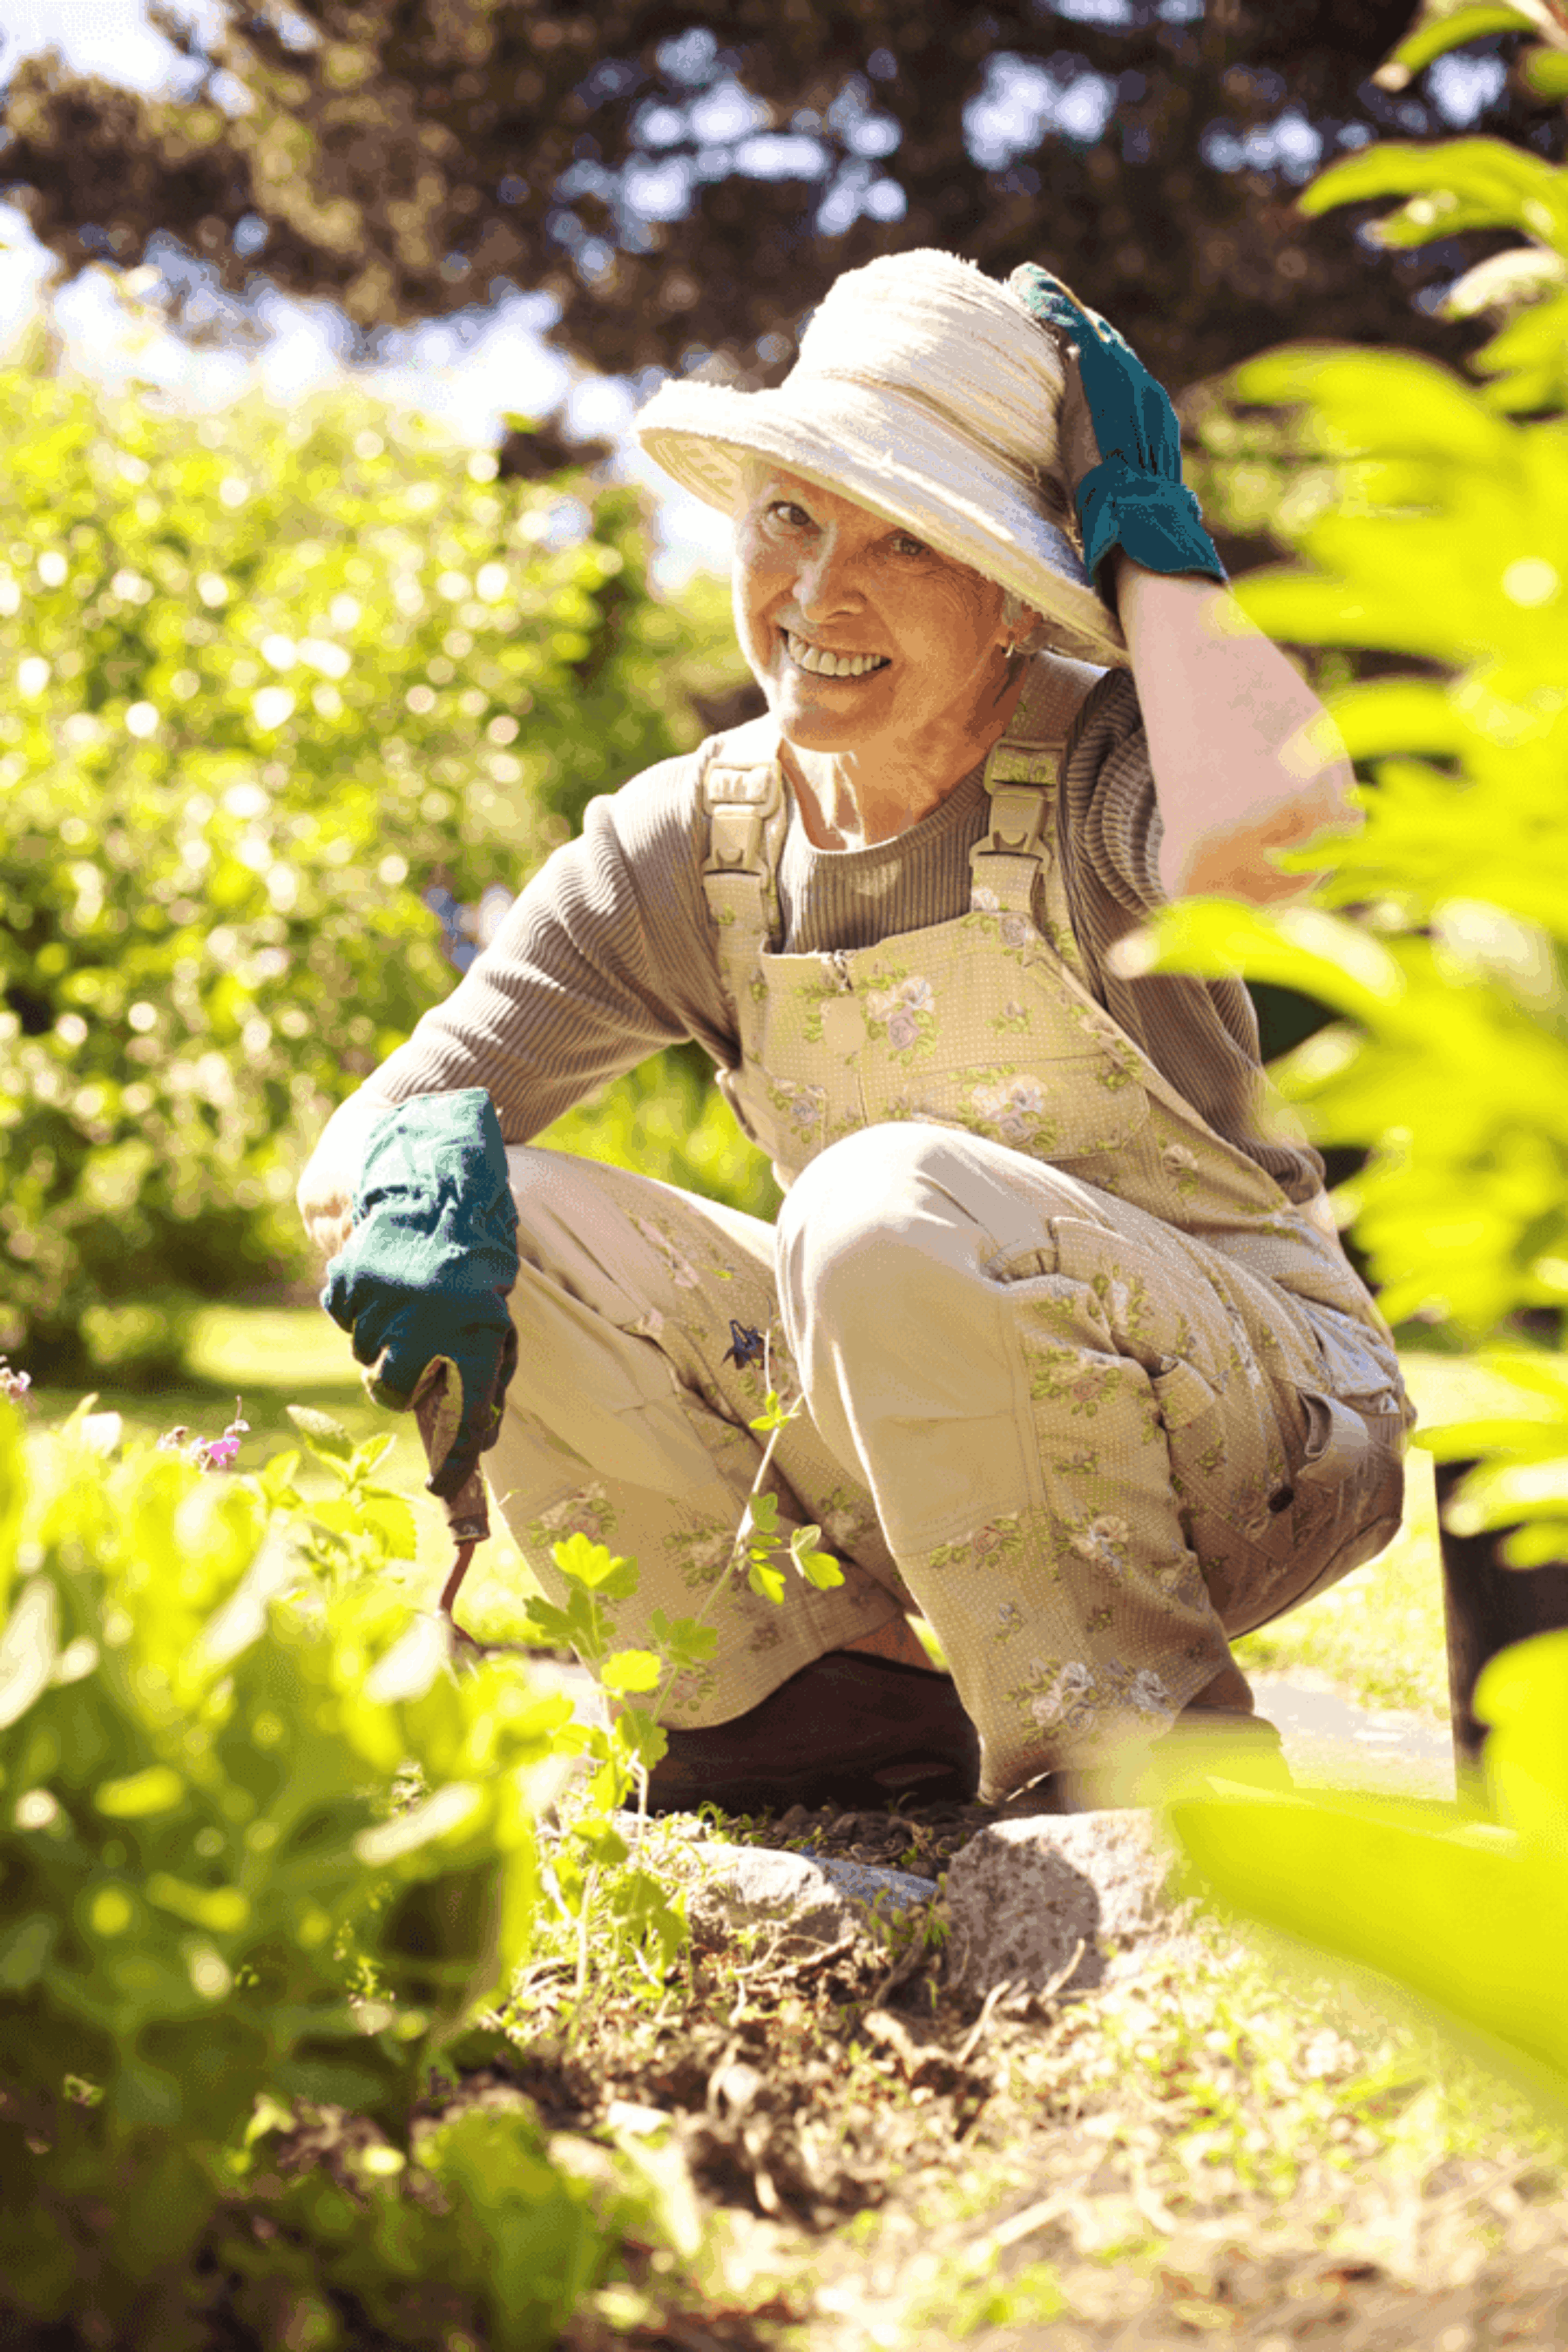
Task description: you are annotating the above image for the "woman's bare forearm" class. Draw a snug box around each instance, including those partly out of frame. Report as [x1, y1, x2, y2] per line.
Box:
[1113, 558, 1360, 903]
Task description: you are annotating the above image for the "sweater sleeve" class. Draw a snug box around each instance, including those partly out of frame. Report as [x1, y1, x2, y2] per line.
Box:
[362, 751, 740, 1140]
[1059, 666, 1166, 913]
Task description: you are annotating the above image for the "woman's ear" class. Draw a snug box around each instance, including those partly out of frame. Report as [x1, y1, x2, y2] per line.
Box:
[1000, 597, 1048, 658]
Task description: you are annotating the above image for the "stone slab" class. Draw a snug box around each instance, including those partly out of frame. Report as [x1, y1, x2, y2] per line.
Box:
[942, 1811, 1179, 1997]
[686, 1841, 937, 1948]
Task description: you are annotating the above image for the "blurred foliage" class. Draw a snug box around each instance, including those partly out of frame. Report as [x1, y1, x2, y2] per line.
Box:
[537, 1038, 782, 1227]
[0, 1386, 705, 2349]
[1174, 1626, 1568, 2122]
[1153, 131, 1568, 1348]
[3, 1, 1563, 399]
[1169, 8, 1568, 2141]
[0, 337, 747, 1377]
[0, 1345, 859, 2341]
[0, 1390, 573, 2340]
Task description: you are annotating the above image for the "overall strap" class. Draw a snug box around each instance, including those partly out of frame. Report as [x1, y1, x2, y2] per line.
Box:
[699, 729, 788, 1005]
[968, 734, 1065, 915]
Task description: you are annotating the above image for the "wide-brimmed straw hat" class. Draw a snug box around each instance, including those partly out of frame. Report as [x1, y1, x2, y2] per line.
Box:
[634, 247, 1126, 668]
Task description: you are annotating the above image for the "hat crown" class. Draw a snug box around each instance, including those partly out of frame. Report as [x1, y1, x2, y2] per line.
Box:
[790, 250, 1063, 476]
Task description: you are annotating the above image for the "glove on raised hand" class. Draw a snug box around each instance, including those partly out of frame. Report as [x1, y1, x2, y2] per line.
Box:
[322, 1089, 520, 1500]
[1009, 263, 1226, 596]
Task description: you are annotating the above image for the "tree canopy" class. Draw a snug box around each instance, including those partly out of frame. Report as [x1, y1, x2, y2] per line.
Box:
[2, 1, 1564, 399]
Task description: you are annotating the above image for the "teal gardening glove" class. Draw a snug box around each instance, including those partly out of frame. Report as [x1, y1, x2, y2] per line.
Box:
[322, 1090, 520, 1501]
[1009, 264, 1226, 598]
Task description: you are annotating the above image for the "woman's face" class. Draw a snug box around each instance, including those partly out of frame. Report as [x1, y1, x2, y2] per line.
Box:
[732, 467, 1021, 763]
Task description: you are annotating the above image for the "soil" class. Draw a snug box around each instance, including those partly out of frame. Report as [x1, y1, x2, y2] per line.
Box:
[525, 1793, 1568, 2351]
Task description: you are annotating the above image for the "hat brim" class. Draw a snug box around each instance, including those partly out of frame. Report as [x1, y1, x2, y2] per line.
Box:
[636, 375, 1127, 669]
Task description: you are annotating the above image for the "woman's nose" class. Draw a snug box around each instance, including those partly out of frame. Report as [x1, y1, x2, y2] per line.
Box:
[794, 533, 859, 620]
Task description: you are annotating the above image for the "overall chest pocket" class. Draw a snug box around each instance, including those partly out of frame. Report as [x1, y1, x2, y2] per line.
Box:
[870, 1049, 1149, 1172]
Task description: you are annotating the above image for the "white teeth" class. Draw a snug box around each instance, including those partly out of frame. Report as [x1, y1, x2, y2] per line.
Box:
[785, 632, 889, 679]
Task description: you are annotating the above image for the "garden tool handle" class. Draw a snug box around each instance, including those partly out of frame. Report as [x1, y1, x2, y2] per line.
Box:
[411, 1363, 490, 1629]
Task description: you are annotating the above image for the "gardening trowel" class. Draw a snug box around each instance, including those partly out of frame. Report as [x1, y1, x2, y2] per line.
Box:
[408, 1353, 490, 1639]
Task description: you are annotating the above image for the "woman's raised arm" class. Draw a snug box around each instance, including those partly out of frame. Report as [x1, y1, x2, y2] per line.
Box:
[1113, 559, 1360, 906]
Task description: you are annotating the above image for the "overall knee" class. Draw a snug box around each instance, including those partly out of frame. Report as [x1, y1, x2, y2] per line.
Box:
[774, 1123, 977, 1328]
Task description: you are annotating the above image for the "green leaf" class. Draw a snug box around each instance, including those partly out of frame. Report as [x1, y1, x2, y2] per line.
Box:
[568, 1812, 629, 1868]
[145, 1873, 250, 1934]
[787, 1527, 846, 1590]
[1299, 138, 1568, 260]
[1443, 245, 1568, 321]
[287, 1404, 355, 1463]
[609, 1867, 687, 1967]
[550, 1531, 639, 1599]
[1228, 345, 1512, 464]
[648, 1611, 720, 1669]
[0, 1394, 26, 1609]
[1377, 4, 1541, 84]
[1120, 899, 1409, 1029]
[517, 1599, 580, 1652]
[358, 1492, 421, 1559]
[0, 1574, 58, 1732]
[1324, 678, 1470, 761]
[747, 1558, 787, 1605]
[745, 1490, 779, 1536]
[600, 1647, 662, 1695]
[258, 1448, 302, 1502]
[94, 1765, 186, 1819]
[615, 1707, 669, 1773]
[747, 1396, 794, 1432]
[1521, 44, 1568, 97]
[354, 1780, 483, 1866]
[1477, 1631, 1568, 1848]
[1173, 1787, 1568, 2108]
[0, 1916, 56, 1992]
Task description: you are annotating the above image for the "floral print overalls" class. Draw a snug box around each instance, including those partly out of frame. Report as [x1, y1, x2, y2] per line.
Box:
[488, 672, 1412, 1799]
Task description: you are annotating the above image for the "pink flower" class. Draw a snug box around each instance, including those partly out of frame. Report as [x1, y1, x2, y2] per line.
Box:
[160, 1397, 248, 1472]
[0, 1358, 33, 1409]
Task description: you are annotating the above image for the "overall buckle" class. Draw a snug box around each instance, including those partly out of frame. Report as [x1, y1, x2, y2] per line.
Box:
[982, 782, 1050, 861]
[704, 761, 785, 875]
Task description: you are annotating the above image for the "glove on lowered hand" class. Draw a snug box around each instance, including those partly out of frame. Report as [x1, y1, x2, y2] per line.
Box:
[322, 1089, 520, 1500]
[1009, 263, 1226, 596]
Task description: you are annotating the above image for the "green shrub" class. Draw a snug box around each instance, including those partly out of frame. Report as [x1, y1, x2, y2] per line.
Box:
[0, 1335, 840, 2343]
[0, 1387, 586, 2340]
[0, 353, 747, 1376]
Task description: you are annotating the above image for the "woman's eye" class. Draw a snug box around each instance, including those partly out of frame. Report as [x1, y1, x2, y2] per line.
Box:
[768, 501, 810, 528]
[893, 533, 928, 558]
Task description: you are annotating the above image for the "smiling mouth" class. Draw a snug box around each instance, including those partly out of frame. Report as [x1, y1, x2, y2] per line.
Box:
[782, 629, 890, 679]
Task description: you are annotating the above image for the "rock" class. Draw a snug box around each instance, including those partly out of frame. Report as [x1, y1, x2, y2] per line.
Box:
[942, 1812, 1180, 1998]
[686, 1841, 937, 1948]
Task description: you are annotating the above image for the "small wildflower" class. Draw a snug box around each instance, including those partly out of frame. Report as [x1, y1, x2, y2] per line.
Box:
[0, 1358, 34, 1409]
[159, 1397, 248, 1471]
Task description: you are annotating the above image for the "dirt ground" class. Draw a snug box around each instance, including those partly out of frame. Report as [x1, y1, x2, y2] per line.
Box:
[471, 1792, 1568, 2352]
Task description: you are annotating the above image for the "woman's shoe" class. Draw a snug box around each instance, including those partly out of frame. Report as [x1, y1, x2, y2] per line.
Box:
[1041, 1709, 1294, 1812]
[645, 1649, 981, 1815]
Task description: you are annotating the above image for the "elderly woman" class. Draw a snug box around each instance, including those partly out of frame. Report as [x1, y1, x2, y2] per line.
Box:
[298, 252, 1411, 1814]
